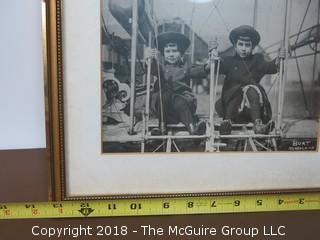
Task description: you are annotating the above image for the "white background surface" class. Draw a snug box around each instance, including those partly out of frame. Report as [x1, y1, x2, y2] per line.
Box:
[63, 0, 320, 197]
[0, 0, 46, 150]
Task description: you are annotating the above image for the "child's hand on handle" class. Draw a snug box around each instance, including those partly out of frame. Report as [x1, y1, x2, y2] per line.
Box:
[279, 47, 286, 59]
[208, 37, 219, 59]
[205, 37, 219, 72]
[144, 47, 159, 61]
[275, 47, 287, 66]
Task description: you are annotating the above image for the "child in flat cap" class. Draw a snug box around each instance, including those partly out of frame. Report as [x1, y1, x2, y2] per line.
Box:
[208, 25, 285, 135]
[148, 32, 207, 136]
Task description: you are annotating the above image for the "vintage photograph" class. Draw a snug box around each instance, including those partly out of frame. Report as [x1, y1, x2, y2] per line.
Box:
[101, 0, 319, 153]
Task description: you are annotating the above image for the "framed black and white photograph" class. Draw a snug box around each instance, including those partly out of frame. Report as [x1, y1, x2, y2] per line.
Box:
[47, 0, 320, 200]
[101, 0, 319, 153]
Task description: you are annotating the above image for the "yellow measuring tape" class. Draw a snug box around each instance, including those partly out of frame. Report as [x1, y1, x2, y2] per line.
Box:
[1, 193, 320, 219]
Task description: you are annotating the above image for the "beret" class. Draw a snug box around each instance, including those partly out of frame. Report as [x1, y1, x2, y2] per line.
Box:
[229, 25, 261, 47]
[156, 32, 190, 54]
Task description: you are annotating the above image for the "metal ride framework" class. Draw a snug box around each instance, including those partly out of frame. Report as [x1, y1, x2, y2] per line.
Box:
[264, 0, 320, 119]
[105, 0, 320, 153]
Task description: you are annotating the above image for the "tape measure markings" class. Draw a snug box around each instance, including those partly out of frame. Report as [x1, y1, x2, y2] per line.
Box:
[1, 193, 320, 219]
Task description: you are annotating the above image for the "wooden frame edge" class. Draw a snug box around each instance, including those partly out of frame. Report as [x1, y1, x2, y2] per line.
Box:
[45, 0, 64, 201]
[41, 0, 52, 201]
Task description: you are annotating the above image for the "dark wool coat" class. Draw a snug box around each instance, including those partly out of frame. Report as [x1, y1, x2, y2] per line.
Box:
[151, 61, 207, 123]
[215, 53, 278, 123]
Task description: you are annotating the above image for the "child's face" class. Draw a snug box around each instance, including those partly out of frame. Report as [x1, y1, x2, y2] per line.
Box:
[164, 43, 181, 64]
[235, 39, 253, 58]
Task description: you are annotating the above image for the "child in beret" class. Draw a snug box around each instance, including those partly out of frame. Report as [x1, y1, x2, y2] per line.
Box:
[148, 32, 207, 136]
[208, 25, 285, 135]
